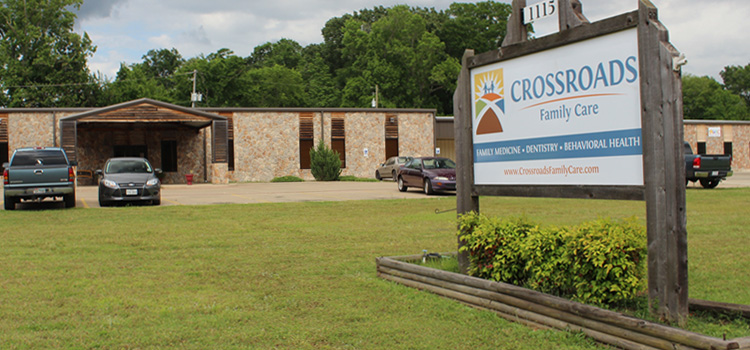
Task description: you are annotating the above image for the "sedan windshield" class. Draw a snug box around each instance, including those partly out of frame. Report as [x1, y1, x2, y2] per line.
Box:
[423, 158, 456, 169]
[106, 160, 153, 174]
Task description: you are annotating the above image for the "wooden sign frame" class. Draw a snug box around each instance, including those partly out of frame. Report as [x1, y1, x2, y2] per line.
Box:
[453, 0, 688, 323]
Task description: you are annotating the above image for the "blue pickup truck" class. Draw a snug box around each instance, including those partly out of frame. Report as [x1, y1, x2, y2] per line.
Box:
[2, 147, 77, 210]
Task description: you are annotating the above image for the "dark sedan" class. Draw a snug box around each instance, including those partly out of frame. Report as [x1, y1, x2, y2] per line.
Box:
[96, 157, 161, 206]
[397, 157, 456, 195]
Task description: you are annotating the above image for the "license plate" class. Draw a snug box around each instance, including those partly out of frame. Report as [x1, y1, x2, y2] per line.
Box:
[33, 188, 48, 194]
[711, 171, 719, 176]
[125, 189, 138, 196]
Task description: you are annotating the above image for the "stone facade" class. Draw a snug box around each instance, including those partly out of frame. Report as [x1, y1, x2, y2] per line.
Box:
[684, 120, 750, 170]
[2, 103, 437, 184]
[222, 110, 436, 181]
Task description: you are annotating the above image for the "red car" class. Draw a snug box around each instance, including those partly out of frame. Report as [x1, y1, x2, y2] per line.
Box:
[397, 157, 456, 195]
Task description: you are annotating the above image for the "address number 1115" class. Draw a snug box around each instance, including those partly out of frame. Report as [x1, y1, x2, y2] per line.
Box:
[523, 0, 557, 24]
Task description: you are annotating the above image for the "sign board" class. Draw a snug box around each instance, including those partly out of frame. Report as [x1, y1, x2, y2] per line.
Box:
[708, 127, 721, 138]
[471, 28, 643, 186]
[523, 0, 557, 24]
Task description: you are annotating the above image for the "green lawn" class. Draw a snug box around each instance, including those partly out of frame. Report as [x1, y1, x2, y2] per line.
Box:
[1, 188, 748, 349]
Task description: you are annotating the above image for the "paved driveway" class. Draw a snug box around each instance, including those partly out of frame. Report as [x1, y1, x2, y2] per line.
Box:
[74, 181, 450, 208]
[5, 171, 750, 210]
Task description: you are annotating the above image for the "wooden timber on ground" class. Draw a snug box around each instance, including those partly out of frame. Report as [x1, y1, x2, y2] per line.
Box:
[376, 255, 750, 350]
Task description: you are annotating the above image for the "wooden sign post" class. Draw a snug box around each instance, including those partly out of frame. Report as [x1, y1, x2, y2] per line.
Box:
[454, 0, 688, 324]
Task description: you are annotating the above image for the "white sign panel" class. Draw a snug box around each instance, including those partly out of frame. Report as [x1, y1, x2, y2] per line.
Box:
[471, 28, 643, 186]
[708, 127, 721, 138]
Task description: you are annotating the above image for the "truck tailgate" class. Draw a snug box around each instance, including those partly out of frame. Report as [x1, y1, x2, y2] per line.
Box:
[698, 155, 732, 171]
[6, 166, 71, 187]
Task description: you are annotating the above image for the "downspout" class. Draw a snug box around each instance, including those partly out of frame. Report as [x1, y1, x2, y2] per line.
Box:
[203, 128, 208, 183]
[320, 111, 325, 144]
[52, 111, 57, 147]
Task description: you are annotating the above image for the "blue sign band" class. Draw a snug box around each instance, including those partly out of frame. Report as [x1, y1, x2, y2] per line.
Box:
[474, 128, 643, 163]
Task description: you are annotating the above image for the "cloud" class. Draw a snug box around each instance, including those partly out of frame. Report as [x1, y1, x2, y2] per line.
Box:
[75, 0, 129, 20]
[73, 0, 750, 82]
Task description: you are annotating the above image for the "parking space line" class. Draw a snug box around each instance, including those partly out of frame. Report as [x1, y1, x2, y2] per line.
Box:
[164, 198, 181, 205]
[80, 198, 90, 209]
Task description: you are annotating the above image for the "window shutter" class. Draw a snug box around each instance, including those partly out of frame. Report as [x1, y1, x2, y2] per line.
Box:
[385, 114, 398, 139]
[60, 120, 77, 163]
[300, 112, 314, 139]
[331, 118, 345, 139]
[0, 114, 7, 143]
[212, 120, 228, 163]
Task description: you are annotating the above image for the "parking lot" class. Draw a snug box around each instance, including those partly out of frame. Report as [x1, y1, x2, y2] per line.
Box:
[74, 180, 445, 208]
[4, 171, 750, 210]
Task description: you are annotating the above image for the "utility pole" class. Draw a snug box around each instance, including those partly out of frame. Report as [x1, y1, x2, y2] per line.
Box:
[371, 84, 379, 108]
[191, 70, 198, 108]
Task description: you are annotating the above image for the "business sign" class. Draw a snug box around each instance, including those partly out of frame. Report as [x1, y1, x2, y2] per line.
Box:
[471, 28, 643, 186]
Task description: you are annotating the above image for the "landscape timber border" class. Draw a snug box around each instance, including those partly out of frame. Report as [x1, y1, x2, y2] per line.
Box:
[377, 255, 750, 350]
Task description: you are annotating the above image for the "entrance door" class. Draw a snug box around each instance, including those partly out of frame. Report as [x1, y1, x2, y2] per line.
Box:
[114, 145, 148, 159]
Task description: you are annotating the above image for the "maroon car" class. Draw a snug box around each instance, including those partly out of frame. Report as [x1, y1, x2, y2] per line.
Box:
[397, 157, 456, 195]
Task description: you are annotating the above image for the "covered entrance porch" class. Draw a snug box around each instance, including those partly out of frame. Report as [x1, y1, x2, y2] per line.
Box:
[60, 99, 229, 185]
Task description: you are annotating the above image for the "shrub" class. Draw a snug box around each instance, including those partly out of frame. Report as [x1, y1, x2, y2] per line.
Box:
[310, 140, 341, 181]
[338, 175, 378, 182]
[458, 213, 646, 306]
[271, 176, 305, 182]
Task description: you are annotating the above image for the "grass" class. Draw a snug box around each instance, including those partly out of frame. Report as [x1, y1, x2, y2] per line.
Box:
[0, 187, 748, 348]
[338, 175, 379, 182]
[270, 175, 306, 182]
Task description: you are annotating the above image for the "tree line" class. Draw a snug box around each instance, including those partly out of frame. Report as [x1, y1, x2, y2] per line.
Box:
[0, 0, 511, 115]
[0, 0, 747, 119]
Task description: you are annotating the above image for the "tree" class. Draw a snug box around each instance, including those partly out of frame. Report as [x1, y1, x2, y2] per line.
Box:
[682, 75, 748, 120]
[720, 63, 750, 107]
[241, 65, 306, 107]
[310, 139, 341, 181]
[299, 45, 340, 107]
[0, 0, 98, 107]
[249, 38, 304, 70]
[437, 1, 513, 59]
[170, 49, 250, 107]
[105, 48, 184, 105]
[339, 5, 460, 114]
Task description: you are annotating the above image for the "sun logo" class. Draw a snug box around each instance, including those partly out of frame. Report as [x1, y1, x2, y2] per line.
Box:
[474, 69, 505, 135]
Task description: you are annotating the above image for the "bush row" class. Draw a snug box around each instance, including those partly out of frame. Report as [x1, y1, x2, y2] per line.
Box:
[457, 213, 647, 306]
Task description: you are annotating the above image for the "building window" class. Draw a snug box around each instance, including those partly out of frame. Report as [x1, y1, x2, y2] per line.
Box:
[219, 112, 235, 171]
[299, 113, 314, 169]
[385, 114, 398, 161]
[331, 116, 346, 168]
[697, 142, 706, 155]
[161, 140, 178, 172]
[724, 142, 733, 156]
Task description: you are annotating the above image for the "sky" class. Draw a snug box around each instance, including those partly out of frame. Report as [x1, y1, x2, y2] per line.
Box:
[73, 0, 750, 82]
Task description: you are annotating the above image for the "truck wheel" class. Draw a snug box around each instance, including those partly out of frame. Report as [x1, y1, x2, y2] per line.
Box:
[4, 196, 15, 210]
[64, 193, 76, 208]
[699, 179, 720, 189]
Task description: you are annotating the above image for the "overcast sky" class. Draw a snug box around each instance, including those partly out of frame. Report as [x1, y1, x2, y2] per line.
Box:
[73, 0, 749, 82]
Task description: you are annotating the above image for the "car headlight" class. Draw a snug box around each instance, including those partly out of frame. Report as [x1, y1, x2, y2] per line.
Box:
[102, 179, 118, 188]
[146, 178, 159, 186]
[434, 176, 449, 181]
